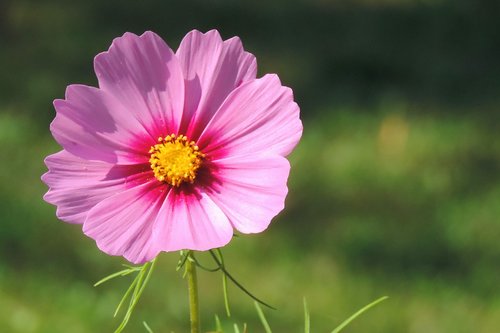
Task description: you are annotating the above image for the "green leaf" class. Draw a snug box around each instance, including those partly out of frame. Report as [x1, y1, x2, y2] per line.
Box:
[192, 256, 220, 272]
[93, 258, 158, 333]
[331, 296, 389, 333]
[115, 259, 157, 332]
[209, 250, 275, 310]
[303, 297, 310, 333]
[93, 267, 141, 287]
[113, 272, 140, 318]
[176, 250, 190, 271]
[215, 249, 231, 317]
[214, 314, 223, 332]
[254, 301, 272, 333]
[143, 321, 154, 333]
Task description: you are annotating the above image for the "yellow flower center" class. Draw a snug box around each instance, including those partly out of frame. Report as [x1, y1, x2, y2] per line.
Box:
[149, 134, 205, 187]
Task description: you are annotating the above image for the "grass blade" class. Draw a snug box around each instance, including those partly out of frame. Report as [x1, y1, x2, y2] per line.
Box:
[143, 321, 154, 333]
[254, 301, 272, 333]
[214, 314, 223, 332]
[331, 296, 389, 333]
[303, 297, 310, 333]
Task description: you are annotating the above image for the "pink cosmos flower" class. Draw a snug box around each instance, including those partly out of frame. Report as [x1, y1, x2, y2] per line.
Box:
[42, 30, 302, 264]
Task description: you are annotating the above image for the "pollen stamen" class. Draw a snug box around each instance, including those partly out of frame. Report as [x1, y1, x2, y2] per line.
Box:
[149, 134, 205, 187]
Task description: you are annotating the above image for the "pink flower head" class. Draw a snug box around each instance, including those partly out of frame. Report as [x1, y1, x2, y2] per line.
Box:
[42, 30, 302, 264]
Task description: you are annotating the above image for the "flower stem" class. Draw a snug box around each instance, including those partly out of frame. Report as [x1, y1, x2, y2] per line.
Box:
[186, 251, 200, 333]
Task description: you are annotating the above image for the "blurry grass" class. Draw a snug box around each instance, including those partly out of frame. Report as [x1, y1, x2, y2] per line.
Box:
[0, 104, 499, 332]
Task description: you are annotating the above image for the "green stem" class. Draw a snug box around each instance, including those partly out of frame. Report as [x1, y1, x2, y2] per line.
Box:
[186, 251, 200, 333]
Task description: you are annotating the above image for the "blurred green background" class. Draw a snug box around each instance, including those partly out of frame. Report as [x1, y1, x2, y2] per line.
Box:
[1, 0, 499, 332]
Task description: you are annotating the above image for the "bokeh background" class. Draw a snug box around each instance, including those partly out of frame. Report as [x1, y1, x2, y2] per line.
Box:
[1, 0, 499, 332]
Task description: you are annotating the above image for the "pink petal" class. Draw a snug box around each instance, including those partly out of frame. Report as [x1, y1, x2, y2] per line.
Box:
[152, 189, 233, 252]
[83, 182, 166, 264]
[51, 85, 153, 164]
[198, 74, 302, 158]
[42, 150, 148, 224]
[176, 29, 257, 139]
[94, 31, 185, 136]
[208, 154, 290, 233]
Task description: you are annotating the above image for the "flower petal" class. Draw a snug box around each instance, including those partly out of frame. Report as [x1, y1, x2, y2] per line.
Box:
[208, 154, 290, 234]
[176, 29, 257, 139]
[51, 84, 153, 164]
[152, 189, 233, 252]
[198, 74, 302, 158]
[94, 31, 185, 136]
[83, 181, 165, 264]
[42, 150, 148, 224]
